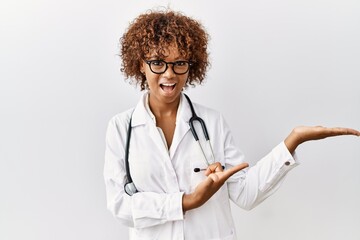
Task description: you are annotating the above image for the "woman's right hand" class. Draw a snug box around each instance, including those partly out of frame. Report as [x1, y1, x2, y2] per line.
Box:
[182, 162, 249, 212]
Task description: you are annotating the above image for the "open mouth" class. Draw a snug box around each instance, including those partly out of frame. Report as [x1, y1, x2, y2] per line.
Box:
[160, 83, 176, 92]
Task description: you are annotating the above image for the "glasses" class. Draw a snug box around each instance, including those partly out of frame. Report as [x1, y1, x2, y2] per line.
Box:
[144, 60, 192, 75]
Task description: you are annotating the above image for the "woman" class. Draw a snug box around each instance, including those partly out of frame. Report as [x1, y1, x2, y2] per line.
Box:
[104, 10, 359, 240]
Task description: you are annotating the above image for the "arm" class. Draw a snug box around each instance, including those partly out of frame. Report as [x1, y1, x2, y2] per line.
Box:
[181, 116, 295, 212]
[182, 119, 360, 212]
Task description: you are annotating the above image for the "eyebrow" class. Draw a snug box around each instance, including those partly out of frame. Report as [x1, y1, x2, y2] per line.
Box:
[147, 55, 186, 61]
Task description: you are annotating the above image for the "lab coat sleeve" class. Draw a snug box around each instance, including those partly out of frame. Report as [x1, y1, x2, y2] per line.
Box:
[221, 115, 299, 210]
[104, 116, 184, 228]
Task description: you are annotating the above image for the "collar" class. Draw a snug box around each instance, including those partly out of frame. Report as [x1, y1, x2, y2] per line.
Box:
[131, 92, 192, 127]
[144, 92, 184, 125]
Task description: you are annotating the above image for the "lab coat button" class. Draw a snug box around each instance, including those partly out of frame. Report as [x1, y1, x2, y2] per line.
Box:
[285, 161, 290, 166]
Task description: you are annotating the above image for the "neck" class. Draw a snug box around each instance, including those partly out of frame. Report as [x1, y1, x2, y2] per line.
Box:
[148, 94, 180, 119]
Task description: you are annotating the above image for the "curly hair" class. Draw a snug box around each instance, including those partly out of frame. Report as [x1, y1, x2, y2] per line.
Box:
[120, 10, 210, 90]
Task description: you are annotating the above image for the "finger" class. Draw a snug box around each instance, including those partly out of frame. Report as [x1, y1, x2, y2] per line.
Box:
[221, 163, 249, 180]
[338, 128, 360, 136]
[205, 162, 224, 176]
[329, 127, 360, 137]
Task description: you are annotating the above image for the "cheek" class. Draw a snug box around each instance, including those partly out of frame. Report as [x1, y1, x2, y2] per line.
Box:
[180, 75, 189, 86]
[145, 75, 159, 88]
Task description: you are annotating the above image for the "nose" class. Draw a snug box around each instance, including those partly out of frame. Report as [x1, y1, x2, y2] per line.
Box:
[162, 63, 176, 78]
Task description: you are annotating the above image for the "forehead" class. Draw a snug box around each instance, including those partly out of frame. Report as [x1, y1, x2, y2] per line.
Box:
[147, 44, 186, 60]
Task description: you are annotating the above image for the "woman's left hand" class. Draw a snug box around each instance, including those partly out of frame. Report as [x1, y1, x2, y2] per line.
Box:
[182, 162, 249, 212]
[285, 126, 360, 153]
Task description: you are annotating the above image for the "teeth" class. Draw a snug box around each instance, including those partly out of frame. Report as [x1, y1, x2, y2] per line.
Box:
[161, 83, 176, 86]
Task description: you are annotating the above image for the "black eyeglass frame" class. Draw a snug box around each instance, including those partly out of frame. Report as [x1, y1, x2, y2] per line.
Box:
[144, 60, 193, 75]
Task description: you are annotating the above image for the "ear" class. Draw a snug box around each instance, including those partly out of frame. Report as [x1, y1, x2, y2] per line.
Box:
[140, 61, 146, 75]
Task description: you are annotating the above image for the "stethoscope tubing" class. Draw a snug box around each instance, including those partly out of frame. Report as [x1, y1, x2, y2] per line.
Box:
[124, 94, 222, 196]
[184, 94, 216, 166]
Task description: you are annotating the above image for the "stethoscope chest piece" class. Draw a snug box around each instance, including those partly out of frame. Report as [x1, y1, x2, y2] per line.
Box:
[124, 182, 138, 196]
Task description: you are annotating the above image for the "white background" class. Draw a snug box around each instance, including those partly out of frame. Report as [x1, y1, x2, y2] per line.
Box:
[1, 0, 359, 239]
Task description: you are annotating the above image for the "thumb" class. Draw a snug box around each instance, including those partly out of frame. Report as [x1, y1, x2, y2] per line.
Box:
[222, 163, 249, 180]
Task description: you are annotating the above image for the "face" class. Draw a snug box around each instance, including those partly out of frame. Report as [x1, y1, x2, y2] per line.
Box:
[140, 45, 189, 106]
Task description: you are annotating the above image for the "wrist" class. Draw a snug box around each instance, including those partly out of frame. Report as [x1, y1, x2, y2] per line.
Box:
[182, 193, 195, 213]
[284, 130, 301, 154]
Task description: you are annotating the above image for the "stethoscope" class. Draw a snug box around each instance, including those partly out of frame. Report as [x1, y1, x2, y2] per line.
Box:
[124, 94, 221, 196]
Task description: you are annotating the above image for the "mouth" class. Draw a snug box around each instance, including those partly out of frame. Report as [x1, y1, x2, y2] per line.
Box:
[160, 83, 177, 93]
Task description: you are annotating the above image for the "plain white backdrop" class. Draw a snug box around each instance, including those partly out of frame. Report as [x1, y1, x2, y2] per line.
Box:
[1, 0, 359, 239]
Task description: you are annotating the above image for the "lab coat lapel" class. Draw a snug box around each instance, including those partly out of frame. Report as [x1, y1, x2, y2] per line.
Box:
[132, 94, 169, 159]
[169, 93, 192, 159]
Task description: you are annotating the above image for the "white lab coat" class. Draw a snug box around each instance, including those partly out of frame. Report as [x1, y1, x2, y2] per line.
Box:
[104, 93, 299, 240]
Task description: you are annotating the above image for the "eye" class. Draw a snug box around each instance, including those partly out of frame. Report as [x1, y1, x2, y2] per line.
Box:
[174, 61, 187, 66]
[151, 60, 164, 66]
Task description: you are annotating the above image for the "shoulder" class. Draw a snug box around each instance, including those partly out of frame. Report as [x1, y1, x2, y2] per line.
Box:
[107, 108, 134, 131]
[192, 101, 223, 120]
[110, 108, 134, 123]
[108, 93, 146, 127]
[182, 94, 229, 126]
[189, 100, 232, 143]
[189, 100, 229, 133]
